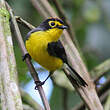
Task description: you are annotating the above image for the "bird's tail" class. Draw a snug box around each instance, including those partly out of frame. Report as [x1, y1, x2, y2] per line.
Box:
[64, 62, 88, 87]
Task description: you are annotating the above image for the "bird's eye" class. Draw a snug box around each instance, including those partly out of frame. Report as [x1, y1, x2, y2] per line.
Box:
[51, 22, 55, 26]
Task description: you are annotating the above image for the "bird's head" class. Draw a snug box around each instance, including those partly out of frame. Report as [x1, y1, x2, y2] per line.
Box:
[26, 18, 68, 41]
[38, 17, 68, 31]
[38, 17, 68, 41]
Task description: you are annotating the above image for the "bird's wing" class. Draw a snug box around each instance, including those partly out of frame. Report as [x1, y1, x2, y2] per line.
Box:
[47, 40, 67, 63]
[26, 27, 44, 40]
[47, 40, 87, 87]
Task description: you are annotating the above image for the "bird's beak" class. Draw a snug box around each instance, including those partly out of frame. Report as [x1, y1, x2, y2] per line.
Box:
[57, 25, 68, 29]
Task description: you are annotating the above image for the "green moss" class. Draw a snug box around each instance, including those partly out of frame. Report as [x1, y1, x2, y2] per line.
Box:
[0, 7, 10, 36]
[0, 7, 10, 19]
[0, 7, 17, 80]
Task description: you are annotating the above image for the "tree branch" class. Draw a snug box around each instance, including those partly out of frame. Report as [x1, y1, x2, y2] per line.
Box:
[6, 3, 50, 110]
[0, 0, 23, 110]
[72, 58, 110, 109]
[73, 77, 110, 110]
[90, 58, 110, 82]
[16, 16, 35, 30]
[31, 0, 49, 18]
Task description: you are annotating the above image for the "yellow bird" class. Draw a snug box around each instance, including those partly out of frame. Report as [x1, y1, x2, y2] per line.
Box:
[24, 18, 87, 88]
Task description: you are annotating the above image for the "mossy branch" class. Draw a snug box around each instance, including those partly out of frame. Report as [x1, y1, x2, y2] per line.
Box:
[0, 0, 23, 110]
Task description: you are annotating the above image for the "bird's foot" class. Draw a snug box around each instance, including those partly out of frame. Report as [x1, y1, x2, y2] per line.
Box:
[22, 53, 31, 61]
[34, 81, 45, 90]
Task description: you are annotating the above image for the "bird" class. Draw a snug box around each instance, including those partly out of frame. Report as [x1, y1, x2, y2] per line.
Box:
[24, 17, 87, 88]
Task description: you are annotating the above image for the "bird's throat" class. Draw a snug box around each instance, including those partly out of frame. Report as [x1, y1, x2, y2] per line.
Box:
[47, 28, 63, 42]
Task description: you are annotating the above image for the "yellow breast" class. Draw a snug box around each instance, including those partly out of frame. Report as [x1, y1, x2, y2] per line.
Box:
[26, 29, 63, 71]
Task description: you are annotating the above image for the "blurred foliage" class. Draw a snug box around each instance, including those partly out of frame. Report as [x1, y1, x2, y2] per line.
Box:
[6, 0, 110, 109]
[82, 1, 101, 23]
[50, 85, 81, 110]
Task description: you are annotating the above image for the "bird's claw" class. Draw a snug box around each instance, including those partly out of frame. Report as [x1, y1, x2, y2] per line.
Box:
[22, 53, 31, 61]
[35, 81, 45, 90]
